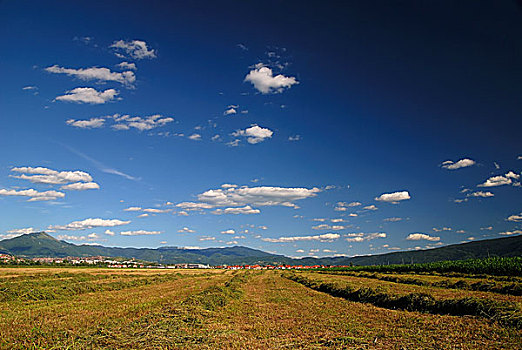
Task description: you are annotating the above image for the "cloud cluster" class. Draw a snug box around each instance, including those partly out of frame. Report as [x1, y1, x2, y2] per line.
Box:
[466, 191, 494, 198]
[10, 166, 99, 193]
[441, 158, 475, 170]
[507, 213, 522, 222]
[110, 40, 156, 60]
[244, 64, 298, 94]
[232, 125, 273, 144]
[212, 206, 260, 215]
[67, 114, 174, 131]
[262, 233, 340, 243]
[57, 233, 100, 242]
[345, 232, 386, 242]
[406, 233, 440, 241]
[45, 65, 135, 87]
[48, 218, 131, 231]
[375, 191, 411, 203]
[498, 230, 522, 236]
[55, 87, 118, 104]
[120, 230, 162, 236]
[0, 188, 65, 201]
[478, 171, 520, 187]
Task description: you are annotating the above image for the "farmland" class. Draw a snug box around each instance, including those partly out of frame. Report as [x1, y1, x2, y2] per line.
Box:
[0, 267, 520, 349]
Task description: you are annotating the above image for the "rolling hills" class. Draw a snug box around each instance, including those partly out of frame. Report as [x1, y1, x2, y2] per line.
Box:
[0, 232, 521, 266]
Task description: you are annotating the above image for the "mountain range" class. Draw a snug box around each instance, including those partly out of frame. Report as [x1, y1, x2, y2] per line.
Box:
[0, 232, 521, 266]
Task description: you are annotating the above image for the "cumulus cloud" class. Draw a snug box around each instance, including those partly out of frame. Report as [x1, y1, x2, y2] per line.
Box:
[466, 191, 494, 198]
[49, 218, 131, 231]
[175, 202, 214, 211]
[363, 205, 378, 211]
[345, 232, 386, 242]
[104, 229, 115, 236]
[262, 233, 340, 243]
[6, 227, 38, 235]
[441, 158, 476, 170]
[197, 185, 319, 208]
[11, 166, 93, 185]
[224, 107, 237, 116]
[221, 229, 235, 234]
[55, 87, 118, 104]
[406, 233, 440, 241]
[244, 64, 298, 94]
[507, 213, 522, 222]
[188, 133, 202, 141]
[111, 114, 174, 131]
[0, 188, 65, 201]
[117, 62, 137, 70]
[120, 230, 162, 236]
[375, 191, 411, 203]
[110, 40, 156, 60]
[57, 233, 101, 242]
[178, 227, 195, 233]
[66, 118, 105, 129]
[212, 205, 261, 215]
[288, 135, 301, 141]
[67, 114, 174, 131]
[498, 230, 522, 236]
[232, 125, 273, 144]
[45, 65, 135, 87]
[60, 182, 100, 191]
[478, 171, 520, 187]
[124, 207, 142, 212]
[312, 224, 345, 230]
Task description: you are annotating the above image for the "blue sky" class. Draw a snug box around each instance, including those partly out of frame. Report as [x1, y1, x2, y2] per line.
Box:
[0, 1, 520, 258]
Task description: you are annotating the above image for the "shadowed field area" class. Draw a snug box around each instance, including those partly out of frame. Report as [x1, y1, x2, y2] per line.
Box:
[0, 268, 520, 349]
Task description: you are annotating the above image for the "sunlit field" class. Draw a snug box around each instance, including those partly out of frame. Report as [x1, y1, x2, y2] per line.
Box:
[0, 267, 520, 349]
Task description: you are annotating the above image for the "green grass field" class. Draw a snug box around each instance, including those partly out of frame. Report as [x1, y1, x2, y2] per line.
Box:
[0, 267, 520, 349]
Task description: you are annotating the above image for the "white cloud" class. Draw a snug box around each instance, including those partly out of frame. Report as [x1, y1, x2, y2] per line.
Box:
[345, 232, 386, 242]
[175, 202, 214, 210]
[498, 230, 522, 236]
[406, 233, 440, 241]
[384, 217, 402, 222]
[49, 218, 131, 231]
[288, 135, 301, 141]
[312, 224, 345, 230]
[441, 158, 476, 170]
[6, 227, 38, 235]
[11, 166, 93, 185]
[22, 86, 38, 91]
[143, 208, 171, 214]
[0, 188, 65, 201]
[224, 107, 237, 116]
[213, 205, 261, 215]
[478, 171, 520, 187]
[466, 191, 494, 198]
[178, 227, 195, 233]
[262, 233, 340, 243]
[111, 114, 174, 131]
[110, 40, 156, 60]
[507, 213, 522, 222]
[45, 65, 135, 87]
[375, 191, 411, 203]
[432, 227, 452, 232]
[57, 234, 101, 242]
[244, 64, 298, 94]
[232, 125, 273, 144]
[124, 207, 142, 212]
[60, 182, 100, 191]
[362, 205, 378, 211]
[188, 133, 202, 141]
[55, 87, 118, 104]
[221, 229, 235, 234]
[66, 118, 105, 129]
[104, 229, 115, 236]
[197, 185, 319, 208]
[137, 214, 149, 218]
[120, 230, 162, 236]
[334, 206, 347, 212]
[117, 61, 137, 70]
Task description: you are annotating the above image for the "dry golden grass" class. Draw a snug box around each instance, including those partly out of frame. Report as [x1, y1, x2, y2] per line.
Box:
[0, 268, 519, 349]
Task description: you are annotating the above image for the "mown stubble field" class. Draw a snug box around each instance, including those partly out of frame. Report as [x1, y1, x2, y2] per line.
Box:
[0, 267, 520, 349]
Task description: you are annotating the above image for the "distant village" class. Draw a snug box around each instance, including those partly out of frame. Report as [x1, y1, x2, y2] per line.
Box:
[0, 253, 333, 269]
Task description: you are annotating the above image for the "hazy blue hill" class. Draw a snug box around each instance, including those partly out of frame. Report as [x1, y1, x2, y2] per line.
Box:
[0, 232, 520, 265]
